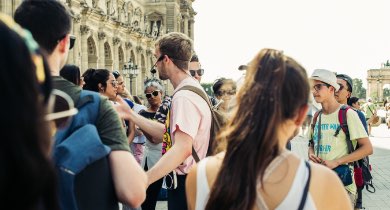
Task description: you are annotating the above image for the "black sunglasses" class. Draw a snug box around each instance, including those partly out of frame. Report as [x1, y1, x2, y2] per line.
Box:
[69, 35, 76, 50]
[190, 69, 204, 77]
[150, 55, 165, 73]
[337, 83, 344, 91]
[145, 90, 160, 99]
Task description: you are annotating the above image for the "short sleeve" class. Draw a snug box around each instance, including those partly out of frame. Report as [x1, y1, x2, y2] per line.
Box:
[347, 109, 368, 141]
[171, 94, 201, 140]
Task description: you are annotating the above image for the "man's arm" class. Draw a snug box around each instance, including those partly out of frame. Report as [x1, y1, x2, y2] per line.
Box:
[109, 151, 147, 207]
[114, 97, 165, 141]
[324, 137, 373, 169]
[146, 130, 192, 185]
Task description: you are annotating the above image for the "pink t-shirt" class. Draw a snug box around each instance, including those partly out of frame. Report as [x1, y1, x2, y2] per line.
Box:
[171, 77, 211, 175]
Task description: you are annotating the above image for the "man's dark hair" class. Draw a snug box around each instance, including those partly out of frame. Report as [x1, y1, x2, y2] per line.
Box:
[14, 0, 72, 54]
[190, 54, 199, 62]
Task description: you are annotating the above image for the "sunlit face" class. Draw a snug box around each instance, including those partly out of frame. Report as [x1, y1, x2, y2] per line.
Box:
[334, 79, 350, 104]
[116, 75, 125, 94]
[101, 74, 118, 100]
[352, 101, 361, 110]
[154, 48, 168, 80]
[189, 61, 202, 82]
[311, 80, 332, 103]
[216, 83, 236, 103]
[145, 86, 162, 107]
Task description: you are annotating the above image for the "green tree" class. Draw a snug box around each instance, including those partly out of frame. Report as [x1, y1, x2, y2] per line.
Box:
[352, 78, 366, 99]
[201, 83, 214, 96]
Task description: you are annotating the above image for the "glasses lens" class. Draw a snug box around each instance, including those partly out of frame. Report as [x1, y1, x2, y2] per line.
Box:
[197, 69, 204, 76]
[152, 90, 159, 96]
[145, 93, 152, 99]
[69, 35, 76, 50]
[338, 83, 344, 91]
[189, 70, 196, 77]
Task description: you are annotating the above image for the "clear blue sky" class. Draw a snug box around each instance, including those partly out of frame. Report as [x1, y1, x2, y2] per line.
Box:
[193, 0, 390, 88]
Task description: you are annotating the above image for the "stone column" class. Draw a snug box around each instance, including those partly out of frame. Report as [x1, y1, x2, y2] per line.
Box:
[367, 80, 371, 99]
[379, 80, 383, 101]
[71, 15, 81, 67]
[80, 25, 90, 72]
[113, 37, 121, 70]
[183, 16, 189, 36]
[97, 32, 106, 68]
[189, 18, 195, 40]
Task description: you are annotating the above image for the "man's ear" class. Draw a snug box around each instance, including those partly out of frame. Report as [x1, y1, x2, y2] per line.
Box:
[295, 104, 309, 126]
[57, 34, 69, 53]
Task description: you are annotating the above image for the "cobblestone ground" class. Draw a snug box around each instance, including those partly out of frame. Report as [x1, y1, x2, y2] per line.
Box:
[156, 124, 390, 210]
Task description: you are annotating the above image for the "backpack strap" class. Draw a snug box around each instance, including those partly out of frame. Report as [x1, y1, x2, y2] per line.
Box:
[55, 90, 101, 143]
[173, 85, 215, 163]
[309, 110, 321, 148]
[297, 161, 311, 210]
[337, 105, 357, 167]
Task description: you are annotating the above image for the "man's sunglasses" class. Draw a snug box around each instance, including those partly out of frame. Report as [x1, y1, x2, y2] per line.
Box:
[145, 90, 160, 99]
[58, 34, 76, 50]
[190, 69, 204, 77]
[45, 89, 78, 130]
[337, 83, 346, 91]
[69, 35, 76, 50]
[313, 83, 330, 91]
[150, 55, 165, 74]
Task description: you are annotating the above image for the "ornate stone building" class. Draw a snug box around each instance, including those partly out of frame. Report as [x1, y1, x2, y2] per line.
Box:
[0, 0, 196, 96]
[367, 61, 390, 102]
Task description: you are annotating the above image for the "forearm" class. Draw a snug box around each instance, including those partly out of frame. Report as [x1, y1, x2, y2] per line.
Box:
[127, 123, 135, 144]
[308, 145, 315, 155]
[336, 142, 373, 165]
[128, 111, 165, 140]
[109, 151, 147, 207]
[147, 143, 192, 184]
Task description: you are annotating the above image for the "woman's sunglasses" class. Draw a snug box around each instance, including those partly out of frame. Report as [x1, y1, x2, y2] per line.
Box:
[145, 90, 160, 99]
[189, 69, 204, 77]
[45, 89, 78, 130]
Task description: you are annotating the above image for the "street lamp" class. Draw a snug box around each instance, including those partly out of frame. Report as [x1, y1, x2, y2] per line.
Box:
[123, 59, 139, 95]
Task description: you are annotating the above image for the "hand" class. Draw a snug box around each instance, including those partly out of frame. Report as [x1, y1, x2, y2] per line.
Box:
[322, 159, 340, 169]
[308, 153, 323, 164]
[113, 97, 133, 120]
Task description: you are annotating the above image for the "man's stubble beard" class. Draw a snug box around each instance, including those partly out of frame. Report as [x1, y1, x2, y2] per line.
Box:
[158, 65, 169, 81]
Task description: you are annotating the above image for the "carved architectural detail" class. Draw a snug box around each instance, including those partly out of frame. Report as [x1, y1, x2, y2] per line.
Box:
[113, 37, 121, 45]
[136, 46, 143, 53]
[80, 25, 90, 35]
[98, 31, 106, 40]
[125, 42, 132, 49]
[146, 49, 152, 55]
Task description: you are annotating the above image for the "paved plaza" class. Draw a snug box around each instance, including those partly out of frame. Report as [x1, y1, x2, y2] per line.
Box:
[156, 124, 390, 210]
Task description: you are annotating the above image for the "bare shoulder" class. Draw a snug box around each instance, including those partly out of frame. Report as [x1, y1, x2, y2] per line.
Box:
[205, 152, 225, 187]
[309, 163, 353, 210]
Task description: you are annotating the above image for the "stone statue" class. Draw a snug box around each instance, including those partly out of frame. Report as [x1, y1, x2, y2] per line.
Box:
[152, 22, 158, 37]
[145, 21, 150, 34]
[159, 23, 165, 35]
[92, 0, 99, 8]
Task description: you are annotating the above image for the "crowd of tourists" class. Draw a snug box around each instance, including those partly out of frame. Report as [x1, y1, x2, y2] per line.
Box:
[1, 1, 377, 210]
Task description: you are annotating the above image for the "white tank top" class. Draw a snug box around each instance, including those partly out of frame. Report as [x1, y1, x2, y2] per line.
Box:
[195, 155, 317, 210]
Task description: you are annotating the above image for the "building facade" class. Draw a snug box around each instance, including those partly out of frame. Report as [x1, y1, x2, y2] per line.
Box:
[367, 61, 390, 102]
[0, 0, 196, 96]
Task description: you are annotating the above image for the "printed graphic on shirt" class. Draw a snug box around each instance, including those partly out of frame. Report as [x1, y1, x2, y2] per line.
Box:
[162, 109, 171, 155]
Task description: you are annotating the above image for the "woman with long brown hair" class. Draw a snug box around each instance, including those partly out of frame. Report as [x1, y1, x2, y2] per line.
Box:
[186, 49, 352, 210]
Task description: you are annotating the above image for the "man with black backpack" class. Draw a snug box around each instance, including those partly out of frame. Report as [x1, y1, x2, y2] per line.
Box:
[335, 73, 373, 210]
[308, 69, 373, 208]
[14, 1, 147, 209]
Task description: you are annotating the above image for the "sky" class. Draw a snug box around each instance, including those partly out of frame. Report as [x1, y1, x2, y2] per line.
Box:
[192, 0, 390, 88]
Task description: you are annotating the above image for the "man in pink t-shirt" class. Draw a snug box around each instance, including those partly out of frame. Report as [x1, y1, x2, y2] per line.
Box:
[120, 32, 211, 210]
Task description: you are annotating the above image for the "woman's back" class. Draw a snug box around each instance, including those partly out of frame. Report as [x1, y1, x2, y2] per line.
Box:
[187, 151, 352, 210]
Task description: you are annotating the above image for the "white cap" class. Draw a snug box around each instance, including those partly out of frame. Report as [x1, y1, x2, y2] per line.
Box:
[310, 69, 340, 91]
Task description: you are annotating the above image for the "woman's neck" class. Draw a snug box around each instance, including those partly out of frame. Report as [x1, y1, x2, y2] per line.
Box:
[148, 104, 159, 112]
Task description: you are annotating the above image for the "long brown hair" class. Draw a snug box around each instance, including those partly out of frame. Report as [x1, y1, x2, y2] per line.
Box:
[206, 49, 310, 210]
